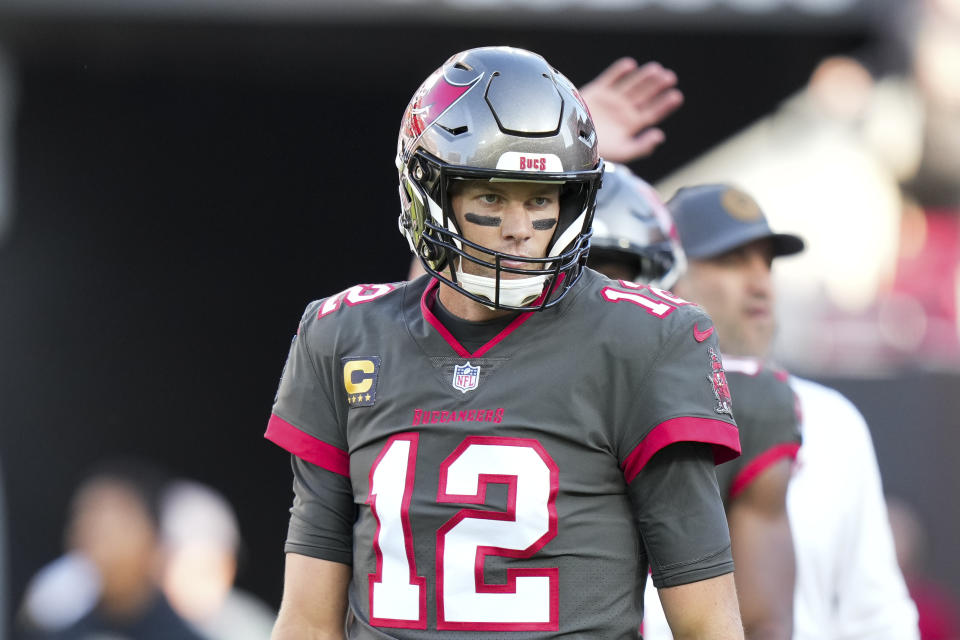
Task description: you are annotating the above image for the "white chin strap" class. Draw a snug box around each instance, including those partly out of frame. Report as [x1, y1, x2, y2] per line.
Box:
[456, 269, 548, 309]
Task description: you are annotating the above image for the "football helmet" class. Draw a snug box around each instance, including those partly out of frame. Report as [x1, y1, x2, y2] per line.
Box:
[397, 46, 603, 310]
[589, 162, 686, 289]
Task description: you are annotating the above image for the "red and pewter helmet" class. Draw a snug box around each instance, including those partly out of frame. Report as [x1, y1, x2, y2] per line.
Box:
[588, 162, 687, 290]
[397, 46, 604, 311]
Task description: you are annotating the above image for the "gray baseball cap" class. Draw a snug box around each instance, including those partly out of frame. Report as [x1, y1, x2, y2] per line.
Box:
[666, 184, 804, 259]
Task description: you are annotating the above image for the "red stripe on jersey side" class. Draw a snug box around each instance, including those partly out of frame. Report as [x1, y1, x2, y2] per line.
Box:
[264, 414, 350, 477]
[420, 278, 556, 359]
[621, 417, 741, 484]
[728, 442, 801, 502]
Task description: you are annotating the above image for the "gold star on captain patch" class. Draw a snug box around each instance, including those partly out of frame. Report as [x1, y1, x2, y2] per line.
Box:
[365, 394, 371, 401]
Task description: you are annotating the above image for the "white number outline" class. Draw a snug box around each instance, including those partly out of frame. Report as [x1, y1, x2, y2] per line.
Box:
[367, 433, 427, 629]
[318, 284, 395, 319]
[600, 280, 692, 317]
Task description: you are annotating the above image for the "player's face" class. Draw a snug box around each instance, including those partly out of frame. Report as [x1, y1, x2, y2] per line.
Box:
[449, 180, 561, 278]
[673, 238, 775, 357]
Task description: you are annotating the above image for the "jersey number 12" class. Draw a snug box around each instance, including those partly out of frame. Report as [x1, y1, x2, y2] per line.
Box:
[368, 433, 559, 631]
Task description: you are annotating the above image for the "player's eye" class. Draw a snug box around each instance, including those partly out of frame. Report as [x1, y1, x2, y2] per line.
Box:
[479, 193, 501, 205]
[531, 196, 552, 207]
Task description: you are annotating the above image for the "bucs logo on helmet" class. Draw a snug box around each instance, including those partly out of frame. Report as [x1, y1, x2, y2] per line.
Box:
[707, 347, 733, 416]
[401, 68, 483, 142]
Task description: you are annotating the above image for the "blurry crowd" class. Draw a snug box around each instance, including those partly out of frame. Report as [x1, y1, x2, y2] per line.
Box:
[14, 461, 274, 640]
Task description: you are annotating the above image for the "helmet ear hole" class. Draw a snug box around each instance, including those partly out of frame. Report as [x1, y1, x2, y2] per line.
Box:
[420, 242, 439, 261]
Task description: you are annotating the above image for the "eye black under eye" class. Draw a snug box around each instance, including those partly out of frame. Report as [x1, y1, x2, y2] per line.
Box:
[464, 213, 502, 227]
[532, 219, 558, 231]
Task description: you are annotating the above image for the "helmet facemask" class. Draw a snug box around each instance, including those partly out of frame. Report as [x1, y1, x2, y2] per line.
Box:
[400, 149, 601, 310]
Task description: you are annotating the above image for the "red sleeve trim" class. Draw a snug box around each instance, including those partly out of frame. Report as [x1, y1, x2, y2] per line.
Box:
[622, 416, 741, 484]
[728, 442, 800, 501]
[264, 413, 350, 477]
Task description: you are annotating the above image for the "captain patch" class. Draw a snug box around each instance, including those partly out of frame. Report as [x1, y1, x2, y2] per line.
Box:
[342, 356, 381, 408]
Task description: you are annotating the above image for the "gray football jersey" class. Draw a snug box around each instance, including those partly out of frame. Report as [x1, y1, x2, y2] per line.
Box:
[266, 269, 740, 638]
[714, 358, 801, 503]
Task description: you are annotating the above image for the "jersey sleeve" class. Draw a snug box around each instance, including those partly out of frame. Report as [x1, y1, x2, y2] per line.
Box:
[629, 441, 734, 588]
[619, 308, 741, 483]
[264, 300, 349, 477]
[714, 368, 801, 502]
[285, 455, 356, 565]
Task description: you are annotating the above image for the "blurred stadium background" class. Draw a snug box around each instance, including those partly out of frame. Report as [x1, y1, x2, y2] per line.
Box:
[0, 0, 956, 634]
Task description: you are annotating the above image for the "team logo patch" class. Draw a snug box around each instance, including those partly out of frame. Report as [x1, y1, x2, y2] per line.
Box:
[403, 71, 482, 141]
[452, 361, 480, 393]
[342, 356, 381, 408]
[707, 348, 733, 416]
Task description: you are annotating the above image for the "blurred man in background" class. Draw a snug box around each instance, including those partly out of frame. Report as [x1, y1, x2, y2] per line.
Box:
[160, 480, 276, 640]
[588, 164, 801, 640]
[19, 461, 204, 640]
[665, 184, 919, 639]
[19, 473, 273, 640]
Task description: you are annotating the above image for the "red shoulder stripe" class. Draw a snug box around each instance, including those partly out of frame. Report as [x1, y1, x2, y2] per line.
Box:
[622, 416, 741, 483]
[265, 413, 350, 477]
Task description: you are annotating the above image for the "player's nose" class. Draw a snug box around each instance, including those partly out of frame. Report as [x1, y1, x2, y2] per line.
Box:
[500, 201, 535, 245]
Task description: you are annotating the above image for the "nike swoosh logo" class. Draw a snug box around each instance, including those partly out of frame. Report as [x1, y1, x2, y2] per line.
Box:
[693, 323, 715, 343]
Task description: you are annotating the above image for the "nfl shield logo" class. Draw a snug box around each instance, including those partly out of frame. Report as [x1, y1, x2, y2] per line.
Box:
[452, 361, 480, 393]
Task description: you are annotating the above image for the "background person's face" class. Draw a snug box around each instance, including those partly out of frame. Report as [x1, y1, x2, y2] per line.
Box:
[673, 238, 776, 358]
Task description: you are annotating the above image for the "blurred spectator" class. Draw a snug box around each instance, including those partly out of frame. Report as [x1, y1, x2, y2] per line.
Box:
[160, 480, 275, 640]
[18, 461, 204, 640]
[663, 185, 920, 639]
[19, 473, 274, 640]
[888, 496, 960, 640]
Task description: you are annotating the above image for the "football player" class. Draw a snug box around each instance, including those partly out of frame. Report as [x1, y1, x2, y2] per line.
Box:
[664, 184, 919, 639]
[265, 47, 745, 639]
[588, 164, 801, 640]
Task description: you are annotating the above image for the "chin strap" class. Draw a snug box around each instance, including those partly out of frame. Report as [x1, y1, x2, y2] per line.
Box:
[455, 269, 548, 309]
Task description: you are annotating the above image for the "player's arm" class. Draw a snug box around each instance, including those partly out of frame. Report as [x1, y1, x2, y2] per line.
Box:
[272, 554, 350, 640]
[660, 573, 743, 640]
[578, 57, 683, 162]
[631, 443, 744, 640]
[726, 458, 795, 640]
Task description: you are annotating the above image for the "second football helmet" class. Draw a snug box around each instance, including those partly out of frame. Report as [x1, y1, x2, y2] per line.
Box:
[397, 46, 604, 310]
[589, 162, 686, 289]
